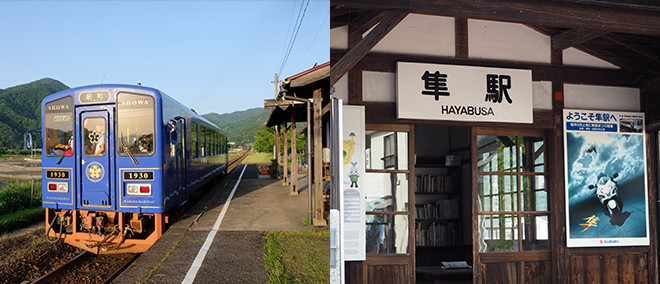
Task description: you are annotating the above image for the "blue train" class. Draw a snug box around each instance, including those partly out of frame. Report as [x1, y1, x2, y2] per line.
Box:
[41, 84, 227, 254]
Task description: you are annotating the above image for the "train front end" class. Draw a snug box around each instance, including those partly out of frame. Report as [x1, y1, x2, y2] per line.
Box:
[42, 85, 172, 254]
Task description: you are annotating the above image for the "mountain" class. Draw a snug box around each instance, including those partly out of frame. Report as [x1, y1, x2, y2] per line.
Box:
[0, 78, 69, 149]
[203, 108, 270, 146]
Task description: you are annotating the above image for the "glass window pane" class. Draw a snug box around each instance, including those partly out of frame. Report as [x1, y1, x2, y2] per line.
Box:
[478, 175, 518, 212]
[521, 136, 545, 173]
[44, 96, 74, 157]
[478, 214, 519, 253]
[365, 131, 408, 170]
[366, 214, 409, 254]
[117, 93, 155, 156]
[365, 173, 408, 212]
[83, 117, 106, 157]
[522, 175, 548, 211]
[477, 135, 517, 172]
[522, 214, 550, 251]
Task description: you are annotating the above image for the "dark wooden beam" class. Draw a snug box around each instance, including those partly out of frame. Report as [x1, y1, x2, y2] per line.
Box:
[575, 41, 650, 72]
[363, 102, 555, 129]
[348, 10, 388, 35]
[331, 49, 644, 87]
[332, 0, 660, 36]
[330, 9, 409, 87]
[604, 34, 660, 64]
[552, 29, 610, 50]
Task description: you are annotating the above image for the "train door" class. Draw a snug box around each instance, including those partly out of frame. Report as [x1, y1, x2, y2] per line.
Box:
[175, 118, 187, 202]
[79, 108, 115, 209]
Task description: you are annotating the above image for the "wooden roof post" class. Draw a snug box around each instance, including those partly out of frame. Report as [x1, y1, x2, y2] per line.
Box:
[312, 88, 327, 226]
[283, 121, 289, 186]
[290, 114, 298, 195]
[275, 124, 281, 179]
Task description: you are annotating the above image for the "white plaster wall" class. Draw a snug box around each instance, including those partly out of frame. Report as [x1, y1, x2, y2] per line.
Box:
[363, 71, 396, 102]
[330, 26, 348, 49]
[469, 19, 550, 63]
[367, 14, 455, 57]
[563, 47, 619, 69]
[332, 73, 349, 104]
[533, 81, 552, 110]
[564, 84, 640, 111]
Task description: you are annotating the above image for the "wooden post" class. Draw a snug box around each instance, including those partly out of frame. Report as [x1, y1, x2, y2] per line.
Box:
[275, 124, 281, 178]
[290, 114, 298, 195]
[283, 122, 289, 186]
[312, 88, 326, 226]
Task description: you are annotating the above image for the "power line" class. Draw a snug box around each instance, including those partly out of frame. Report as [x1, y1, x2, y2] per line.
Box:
[277, 0, 310, 76]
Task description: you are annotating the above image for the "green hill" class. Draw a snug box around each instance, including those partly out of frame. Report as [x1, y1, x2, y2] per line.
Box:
[203, 108, 270, 146]
[0, 78, 69, 149]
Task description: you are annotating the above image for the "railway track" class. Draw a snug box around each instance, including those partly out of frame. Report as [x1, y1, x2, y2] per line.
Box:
[228, 151, 249, 172]
[30, 251, 139, 284]
[27, 153, 250, 284]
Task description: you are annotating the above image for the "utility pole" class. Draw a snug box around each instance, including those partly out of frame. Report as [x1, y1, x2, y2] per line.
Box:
[271, 73, 280, 98]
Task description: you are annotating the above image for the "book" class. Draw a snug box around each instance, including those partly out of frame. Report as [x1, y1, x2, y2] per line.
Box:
[442, 261, 471, 269]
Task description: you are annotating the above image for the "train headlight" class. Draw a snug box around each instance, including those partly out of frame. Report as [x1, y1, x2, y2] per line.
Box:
[127, 184, 152, 195]
[47, 182, 68, 193]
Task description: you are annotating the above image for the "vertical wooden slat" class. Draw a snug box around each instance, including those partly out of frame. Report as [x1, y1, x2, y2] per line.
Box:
[471, 128, 480, 284]
[525, 261, 552, 284]
[619, 254, 635, 284]
[635, 254, 648, 284]
[585, 255, 601, 284]
[408, 124, 416, 284]
[603, 254, 618, 284]
[455, 18, 468, 58]
[550, 43, 567, 284]
[570, 255, 585, 284]
[644, 132, 658, 284]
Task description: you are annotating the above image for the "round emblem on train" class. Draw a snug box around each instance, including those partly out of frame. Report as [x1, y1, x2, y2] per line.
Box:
[86, 161, 105, 182]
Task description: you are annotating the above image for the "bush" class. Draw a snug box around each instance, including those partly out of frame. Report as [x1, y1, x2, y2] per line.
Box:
[0, 207, 44, 234]
[0, 180, 41, 215]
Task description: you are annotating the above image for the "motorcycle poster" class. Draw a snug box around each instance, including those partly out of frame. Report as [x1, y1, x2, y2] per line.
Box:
[564, 109, 650, 247]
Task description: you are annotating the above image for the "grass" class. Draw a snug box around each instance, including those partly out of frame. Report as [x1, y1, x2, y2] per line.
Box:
[243, 152, 273, 165]
[263, 231, 330, 284]
[0, 207, 44, 235]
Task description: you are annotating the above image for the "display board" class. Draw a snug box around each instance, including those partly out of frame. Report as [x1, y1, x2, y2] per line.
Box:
[563, 109, 650, 247]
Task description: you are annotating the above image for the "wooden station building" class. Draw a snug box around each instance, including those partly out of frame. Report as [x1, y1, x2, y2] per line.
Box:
[331, 1, 660, 283]
[264, 62, 331, 227]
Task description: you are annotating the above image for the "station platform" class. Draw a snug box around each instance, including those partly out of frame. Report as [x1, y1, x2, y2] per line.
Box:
[112, 163, 325, 284]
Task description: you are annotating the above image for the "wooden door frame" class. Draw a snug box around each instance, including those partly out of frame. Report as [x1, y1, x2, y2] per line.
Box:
[359, 123, 415, 283]
[471, 126, 553, 283]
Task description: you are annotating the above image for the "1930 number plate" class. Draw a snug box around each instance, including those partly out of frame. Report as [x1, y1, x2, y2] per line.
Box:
[46, 170, 70, 179]
[123, 171, 154, 180]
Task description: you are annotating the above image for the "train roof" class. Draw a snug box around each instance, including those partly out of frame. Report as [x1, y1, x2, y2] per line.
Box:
[42, 84, 225, 133]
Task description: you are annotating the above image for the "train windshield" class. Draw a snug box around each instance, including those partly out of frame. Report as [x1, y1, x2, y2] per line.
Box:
[44, 96, 74, 157]
[116, 93, 155, 156]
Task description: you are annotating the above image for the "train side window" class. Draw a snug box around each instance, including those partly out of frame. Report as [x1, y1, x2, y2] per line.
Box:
[44, 96, 74, 157]
[116, 93, 155, 156]
[191, 122, 198, 158]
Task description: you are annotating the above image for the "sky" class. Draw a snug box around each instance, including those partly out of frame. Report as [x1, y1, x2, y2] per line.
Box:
[0, 0, 329, 115]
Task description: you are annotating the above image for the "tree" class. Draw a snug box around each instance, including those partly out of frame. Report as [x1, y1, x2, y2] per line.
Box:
[253, 125, 305, 157]
[253, 126, 276, 153]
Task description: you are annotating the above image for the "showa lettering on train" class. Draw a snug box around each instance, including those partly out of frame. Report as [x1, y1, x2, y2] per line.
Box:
[120, 99, 151, 106]
[47, 104, 70, 111]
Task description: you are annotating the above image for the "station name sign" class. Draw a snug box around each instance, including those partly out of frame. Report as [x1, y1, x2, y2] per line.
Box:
[396, 62, 533, 123]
